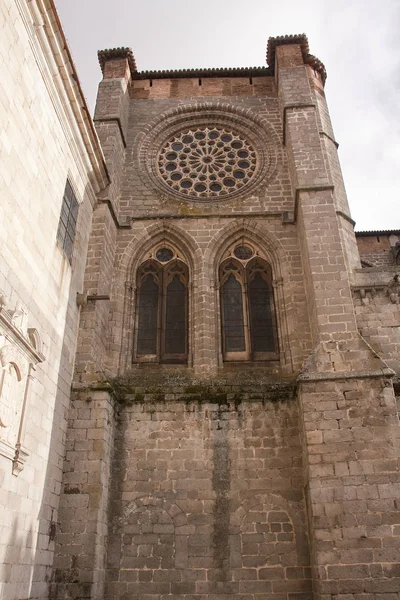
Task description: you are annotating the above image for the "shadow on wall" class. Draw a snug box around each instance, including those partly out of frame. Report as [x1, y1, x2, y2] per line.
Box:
[27, 181, 97, 599]
[2, 518, 34, 599]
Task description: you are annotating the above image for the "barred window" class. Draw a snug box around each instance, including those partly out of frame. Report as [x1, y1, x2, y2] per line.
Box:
[220, 255, 279, 361]
[57, 180, 79, 262]
[135, 252, 188, 364]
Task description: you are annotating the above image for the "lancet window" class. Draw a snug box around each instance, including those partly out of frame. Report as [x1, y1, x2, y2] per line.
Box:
[135, 248, 188, 363]
[219, 246, 279, 361]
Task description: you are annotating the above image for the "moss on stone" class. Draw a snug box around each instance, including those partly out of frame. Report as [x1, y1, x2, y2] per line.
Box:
[101, 375, 296, 407]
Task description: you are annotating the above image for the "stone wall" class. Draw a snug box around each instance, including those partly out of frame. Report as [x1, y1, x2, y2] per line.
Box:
[53, 378, 313, 600]
[299, 376, 400, 598]
[56, 37, 400, 600]
[356, 233, 399, 267]
[0, 2, 107, 599]
[353, 283, 400, 374]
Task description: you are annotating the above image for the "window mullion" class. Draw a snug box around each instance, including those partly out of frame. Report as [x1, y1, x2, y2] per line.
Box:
[244, 268, 252, 362]
[158, 268, 165, 361]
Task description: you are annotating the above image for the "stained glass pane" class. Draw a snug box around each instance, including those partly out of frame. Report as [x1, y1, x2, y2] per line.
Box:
[165, 275, 186, 355]
[137, 275, 159, 355]
[234, 245, 253, 260]
[249, 272, 275, 353]
[222, 274, 245, 352]
[156, 248, 173, 262]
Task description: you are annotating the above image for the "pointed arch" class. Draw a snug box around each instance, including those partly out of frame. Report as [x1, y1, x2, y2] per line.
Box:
[207, 219, 292, 368]
[113, 222, 200, 374]
[134, 255, 189, 363]
[205, 218, 286, 282]
[119, 221, 200, 284]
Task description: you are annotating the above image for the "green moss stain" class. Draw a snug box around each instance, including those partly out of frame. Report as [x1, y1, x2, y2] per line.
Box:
[98, 374, 296, 408]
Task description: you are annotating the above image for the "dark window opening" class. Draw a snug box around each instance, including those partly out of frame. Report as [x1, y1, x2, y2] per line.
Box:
[57, 180, 79, 262]
[222, 274, 245, 352]
[137, 275, 159, 355]
[220, 257, 279, 361]
[164, 275, 186, 355]
[135, 260, 188, 363]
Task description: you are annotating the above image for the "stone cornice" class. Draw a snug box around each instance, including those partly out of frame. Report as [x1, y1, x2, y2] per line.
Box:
[134, 66, 271, 80]
[98, 47, 137, 74]
[267, 34, 327, 84]
[97, 34, 327, 84]
[21, 0, 110, 192]
[355, 229, 400, 236]
[0, 309, 44, 364]
[267, 33, 310, 65]
[97, 48, 272, 80]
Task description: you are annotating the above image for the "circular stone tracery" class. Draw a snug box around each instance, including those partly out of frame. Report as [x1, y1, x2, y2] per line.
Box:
[158, 128, 257, 199]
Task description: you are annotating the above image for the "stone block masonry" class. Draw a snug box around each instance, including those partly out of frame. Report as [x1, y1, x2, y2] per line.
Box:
[54, 378, 313, 600]
[54, 34, 400, 600]
[299, 376, 400, 597]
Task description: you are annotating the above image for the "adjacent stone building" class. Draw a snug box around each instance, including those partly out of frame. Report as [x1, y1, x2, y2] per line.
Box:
[1, 3, 400, 600]
[0, 1, 108, 598]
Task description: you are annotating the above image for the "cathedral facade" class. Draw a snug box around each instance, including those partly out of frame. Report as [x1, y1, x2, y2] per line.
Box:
[1, 2, 400, 599]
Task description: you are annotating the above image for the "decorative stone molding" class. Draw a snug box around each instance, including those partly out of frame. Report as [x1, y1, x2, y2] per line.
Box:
[134, 66, 271, 80]
[19, 0, 109, 192]
[267, 33, 327, 84]
[392, 242, 400, 265]
[351, 280, 400, 306]
[0, 293, 44, 475]
[98, 47, 137, 75]
[353, 286, 377, 306]
[387, 274, 400, 304]
[352, 275, 400, 305]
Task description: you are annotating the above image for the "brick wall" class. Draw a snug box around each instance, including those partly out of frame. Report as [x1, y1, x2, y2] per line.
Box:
[356, 233, 399, 267]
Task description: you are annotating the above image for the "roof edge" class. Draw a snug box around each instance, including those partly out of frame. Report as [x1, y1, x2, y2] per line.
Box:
[356, 230, 400, 237]
[97, 34, 327, 84]
[98, 47, 137, 74]
[267, 34, 327, 84]
[40, 0, 110, 190]
[134, 66, 271, 80]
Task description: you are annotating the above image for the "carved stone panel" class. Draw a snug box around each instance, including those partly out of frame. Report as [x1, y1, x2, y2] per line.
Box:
[0, 294, 44, 474]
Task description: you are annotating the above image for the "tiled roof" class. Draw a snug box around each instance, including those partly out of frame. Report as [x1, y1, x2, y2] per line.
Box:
[355, 230, 400, 236]
[133, 66, 271, 80]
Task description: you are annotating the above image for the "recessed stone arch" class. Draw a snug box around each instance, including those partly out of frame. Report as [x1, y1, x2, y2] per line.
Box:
[0, 344, 25, 378]
[107, 495, 189, 581]
[119, 221, 201, 283]
[229, 493, 310, 572]
[119, 495, 186, 526]
[206, 218, 286, 282]
[205, 219, 293, 370]
[136, 101, 283, 203]
[113, 222, 201, 374]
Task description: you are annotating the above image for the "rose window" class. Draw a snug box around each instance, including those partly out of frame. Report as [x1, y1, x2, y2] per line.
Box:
[157, 128, 257, 199]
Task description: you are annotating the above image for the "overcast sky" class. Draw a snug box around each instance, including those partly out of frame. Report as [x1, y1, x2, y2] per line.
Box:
[54, 0, 400, 231]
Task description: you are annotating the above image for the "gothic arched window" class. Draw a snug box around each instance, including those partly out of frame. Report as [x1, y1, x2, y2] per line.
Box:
[135, 251, 188, 363]
[220, 252, 279, 361]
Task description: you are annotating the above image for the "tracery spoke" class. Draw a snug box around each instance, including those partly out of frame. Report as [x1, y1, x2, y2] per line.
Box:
[158, 127, 256, 198]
